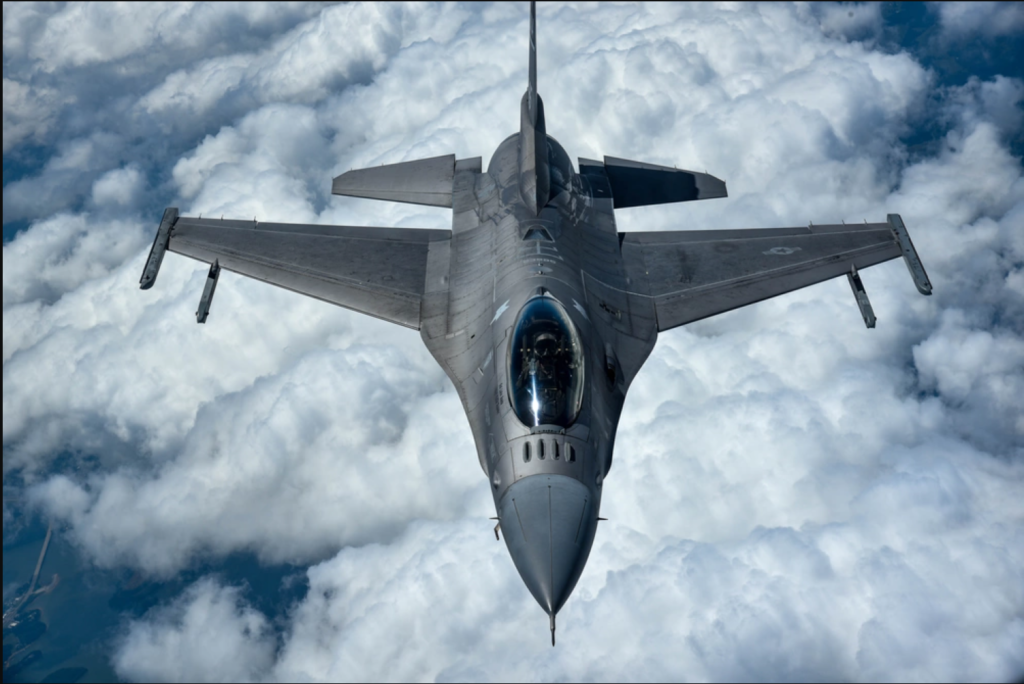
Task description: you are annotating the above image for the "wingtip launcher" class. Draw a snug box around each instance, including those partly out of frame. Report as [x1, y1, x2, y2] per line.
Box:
[844, 214, 931, 329]
[139, 207, 178, 290]
[888, 213, 932, 296]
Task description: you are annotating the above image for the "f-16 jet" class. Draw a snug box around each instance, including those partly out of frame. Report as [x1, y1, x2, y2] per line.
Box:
[140, 2, 931, 645]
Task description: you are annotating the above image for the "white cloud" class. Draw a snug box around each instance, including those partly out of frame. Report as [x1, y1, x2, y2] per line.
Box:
[2, 78, 70, 152]
[941, 75, 1024, 143]
[137, 3, 473, 116]
[25, 342, 481, 575]
[109, 461, 1024, 681]
[933, 1, 1024, 39]
[914, 310, 1024, 403]
[5, 2, 324, 72]
[113, 578, 276, 683]
[2, 132, 128, 224]
[91, 165, 143, 207]
[4, 2, 1023, 682]
[805, 2, 884, 43]
[2, 212, 148, 308]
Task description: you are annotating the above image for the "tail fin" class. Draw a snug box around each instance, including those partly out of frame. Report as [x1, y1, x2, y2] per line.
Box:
[527, 0, 537, 123]
[519, 0, 550, 215]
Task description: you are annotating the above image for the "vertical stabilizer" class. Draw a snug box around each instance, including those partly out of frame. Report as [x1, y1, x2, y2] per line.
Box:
[528, 0, 538, 122]
[519, 0, 550, 215]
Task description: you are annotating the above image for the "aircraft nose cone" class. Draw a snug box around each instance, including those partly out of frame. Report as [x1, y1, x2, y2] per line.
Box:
[499, 474, 597, 615]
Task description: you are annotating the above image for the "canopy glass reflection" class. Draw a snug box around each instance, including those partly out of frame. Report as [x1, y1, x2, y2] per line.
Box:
[508, 297, 584, 427]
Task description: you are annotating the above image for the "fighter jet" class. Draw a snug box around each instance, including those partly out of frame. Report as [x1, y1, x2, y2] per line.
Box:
[139, 2, 931, 645]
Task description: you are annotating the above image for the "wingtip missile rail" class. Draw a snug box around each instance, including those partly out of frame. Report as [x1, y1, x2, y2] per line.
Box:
[139, 207, 178, 290]
[888, 213, 932, 296]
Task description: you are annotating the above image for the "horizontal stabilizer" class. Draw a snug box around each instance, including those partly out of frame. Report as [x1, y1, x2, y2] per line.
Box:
[579, 156, 727, 209]
[332, 154, 458, 207]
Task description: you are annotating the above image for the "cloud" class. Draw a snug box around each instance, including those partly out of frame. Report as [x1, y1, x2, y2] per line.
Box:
[933, 1, 1024, 40]
[1, 2, 331, 225]
[2, 78, 70, 152]
[2, 212, 148, 308]
[113, 578, 276, 683]
[137, 3, 473, 118]
[25, 341, 482, 575]
[804, 2, 884, 44]
[2, 132, 130, 225]
[108, 465, 1024, 682]
[91, 165, 144, 207]
[3, 3, 326, 72]
[941, 75, 1024, 143]
[4, 2, 1023, 682]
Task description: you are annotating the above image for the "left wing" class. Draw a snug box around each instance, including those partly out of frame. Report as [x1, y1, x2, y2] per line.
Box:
[620, 214, 930, 332]
[140, 208, 450, 329]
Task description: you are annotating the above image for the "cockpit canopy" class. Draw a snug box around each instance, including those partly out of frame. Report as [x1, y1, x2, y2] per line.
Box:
[508, 296, 585, 428]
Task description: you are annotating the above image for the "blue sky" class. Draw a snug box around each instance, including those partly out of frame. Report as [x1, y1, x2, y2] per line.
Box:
[3, 2, 1023, 682]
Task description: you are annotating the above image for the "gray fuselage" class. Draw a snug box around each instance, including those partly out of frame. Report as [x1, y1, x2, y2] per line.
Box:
[419, 133, 658, 617]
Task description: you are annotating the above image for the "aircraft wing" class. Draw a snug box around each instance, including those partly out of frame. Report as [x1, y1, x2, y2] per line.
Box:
[620, 214, 930, 332]
[140, 209, 450, 330]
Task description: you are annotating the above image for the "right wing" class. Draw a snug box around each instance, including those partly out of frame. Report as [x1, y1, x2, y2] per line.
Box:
[620, 215, 930, 332]
[140, 208, 450, 330]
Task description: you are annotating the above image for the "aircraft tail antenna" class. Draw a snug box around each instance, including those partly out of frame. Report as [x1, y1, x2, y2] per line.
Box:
[550, 611, 556, 646]
[518, 0, 549, 215]
[528, 0, 537, 119]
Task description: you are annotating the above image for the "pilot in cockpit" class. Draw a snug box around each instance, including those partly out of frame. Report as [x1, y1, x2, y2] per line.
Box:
[509, 297, 584, 428]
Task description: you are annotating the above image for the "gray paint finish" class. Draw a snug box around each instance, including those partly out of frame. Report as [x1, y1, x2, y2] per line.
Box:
[598, 156, 728, 208]
[168, 219, 449, 329]
[195, 260, 220, 324]
[332, 154, 457, 207]
[139, 1, 931, 644]
[620, 222, 903, 330]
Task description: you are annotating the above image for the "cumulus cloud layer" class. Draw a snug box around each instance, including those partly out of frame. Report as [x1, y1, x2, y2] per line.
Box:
[934, 1, 1024, 39]
[113, 578, 276, 683]
[3, 2, 1023, 682]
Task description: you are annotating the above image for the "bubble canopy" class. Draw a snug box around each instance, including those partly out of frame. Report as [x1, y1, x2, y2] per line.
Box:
[508, 296, 585, 427]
